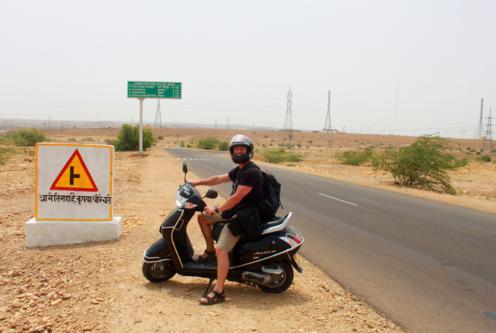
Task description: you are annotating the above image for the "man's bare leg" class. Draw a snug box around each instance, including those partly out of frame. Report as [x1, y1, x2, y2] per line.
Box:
[197, 215, 215, 252]
[213, 248, 229, 293]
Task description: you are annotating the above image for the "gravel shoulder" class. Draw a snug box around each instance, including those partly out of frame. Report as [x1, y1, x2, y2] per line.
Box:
[0, 147, 403, 333]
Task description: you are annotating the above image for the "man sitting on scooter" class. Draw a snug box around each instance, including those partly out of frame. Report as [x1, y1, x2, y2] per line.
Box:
[190, 134, 263, 305]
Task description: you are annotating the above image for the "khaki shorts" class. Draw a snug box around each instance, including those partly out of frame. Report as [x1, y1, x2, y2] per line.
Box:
[202, 212, 240, 252]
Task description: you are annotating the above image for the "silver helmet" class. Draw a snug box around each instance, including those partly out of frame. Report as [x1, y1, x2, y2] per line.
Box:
[229, 134, 254, 164]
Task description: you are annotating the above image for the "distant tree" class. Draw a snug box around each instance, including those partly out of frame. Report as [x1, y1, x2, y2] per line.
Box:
[8, 128, 46, 146]
[380, 136, 457, 194]
[114, 124, 154, 151]
[218, 140, 229, 151]
[197, 138, 219, 150]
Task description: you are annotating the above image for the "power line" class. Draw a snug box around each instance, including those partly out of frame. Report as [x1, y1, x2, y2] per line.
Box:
[477, 98, 484, 138]
[154, 99, 162, 128]
[323, 90, 332, 132]
[484, 107, 493, 150]
[283, 86, 293, 145]
[394, 82, 399, 135]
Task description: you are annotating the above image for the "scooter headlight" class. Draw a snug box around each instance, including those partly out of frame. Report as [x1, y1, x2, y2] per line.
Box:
[175, 191, 198, 209]
[175, 191, 187, 207]
[183, 202, 198, 209]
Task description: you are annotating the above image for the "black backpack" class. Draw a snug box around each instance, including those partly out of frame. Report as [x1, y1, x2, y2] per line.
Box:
[258, 169, 282, 220]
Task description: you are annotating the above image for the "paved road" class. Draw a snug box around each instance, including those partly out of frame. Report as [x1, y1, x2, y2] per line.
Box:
[167, 148, 496, 333]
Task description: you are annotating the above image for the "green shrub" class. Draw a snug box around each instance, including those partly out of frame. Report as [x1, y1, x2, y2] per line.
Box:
[379, 136, 456, 194]
[337, 148, 374, 166]
[114, 124, 154, 151]
[262, 149, 302, 164]
[479, 155, 492, 162]
[0, 135, 13, 145]
[0, 147, 15, 165]
[218, 140, 229, 151]
[8, 128, 46, 146]
[452, 157, 469, 168]
[197, 138, 220, 150]
[105, 138, 117, 145]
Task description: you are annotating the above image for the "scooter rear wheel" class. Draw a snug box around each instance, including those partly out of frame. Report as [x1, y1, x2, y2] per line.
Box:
[142, 261, 176, 283]
[258, 261, 294, 293]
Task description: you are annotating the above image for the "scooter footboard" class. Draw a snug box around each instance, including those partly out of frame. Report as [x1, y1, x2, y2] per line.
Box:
[143, 238, 171, 263]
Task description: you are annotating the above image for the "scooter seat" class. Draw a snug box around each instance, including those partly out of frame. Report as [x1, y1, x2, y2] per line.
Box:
[260, 212, 292, 235]
[262, 215, 286, 226]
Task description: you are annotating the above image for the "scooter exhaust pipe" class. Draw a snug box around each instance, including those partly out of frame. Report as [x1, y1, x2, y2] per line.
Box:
[241, 271, 271, 285]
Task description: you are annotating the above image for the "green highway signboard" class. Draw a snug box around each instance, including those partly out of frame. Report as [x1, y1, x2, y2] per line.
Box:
[127, 81, 182, 99]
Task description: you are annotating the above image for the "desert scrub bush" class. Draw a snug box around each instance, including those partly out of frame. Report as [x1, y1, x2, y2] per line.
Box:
[218, 140, 229, 151]
[337, 147, 374, 166]
[262, 149, 302, 164]
[157, 135, 164, 140]
[0, 147, 16, 165]
[478, 155, 492, 162]
[0, 135, 13, 145]
[197, 138, 220, 150]
[114, 124, 154, 151]
[8, 128, 46, 146]
[378, 136, 457, 194]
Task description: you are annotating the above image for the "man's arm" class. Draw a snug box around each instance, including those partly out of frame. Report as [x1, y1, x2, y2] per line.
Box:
[190, 173, 230, 187]
[204, 185, 252, 216]
[218, 185, 252, 212]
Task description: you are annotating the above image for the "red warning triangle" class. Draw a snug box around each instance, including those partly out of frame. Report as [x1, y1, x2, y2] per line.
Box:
[50, 149, 98, 192]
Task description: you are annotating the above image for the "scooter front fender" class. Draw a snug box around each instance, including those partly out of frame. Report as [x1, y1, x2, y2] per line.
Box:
[143, 238, 171, 263]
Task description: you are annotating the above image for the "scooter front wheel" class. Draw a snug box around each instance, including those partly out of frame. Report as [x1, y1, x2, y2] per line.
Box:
[142, 261, 176, 283]
[258, 261, 294, 293]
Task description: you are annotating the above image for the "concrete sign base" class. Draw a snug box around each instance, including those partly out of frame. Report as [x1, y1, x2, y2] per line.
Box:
[25, 217, 123, 248]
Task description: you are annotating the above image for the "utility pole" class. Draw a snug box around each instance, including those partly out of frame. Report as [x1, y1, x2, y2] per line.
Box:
[284, 86, 293, 147]
[477, 98, 484, 138]
[484, 107, 493, 150]
[323, 90, 332, 133]
[394, 82, 399, 135]
[154, 99, 162, 128]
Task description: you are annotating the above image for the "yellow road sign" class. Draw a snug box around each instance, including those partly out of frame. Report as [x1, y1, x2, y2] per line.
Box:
[50, 149, 98, 192]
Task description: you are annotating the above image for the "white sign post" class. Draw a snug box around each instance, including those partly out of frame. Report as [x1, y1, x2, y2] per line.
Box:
[25, 143, 122, 247]
[127, 81, 182, 152]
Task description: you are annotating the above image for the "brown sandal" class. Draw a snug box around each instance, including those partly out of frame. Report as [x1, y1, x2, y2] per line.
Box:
[199, 290, 225, 305]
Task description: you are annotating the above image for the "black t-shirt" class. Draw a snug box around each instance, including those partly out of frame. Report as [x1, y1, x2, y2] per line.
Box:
[227, 161, 263, 210]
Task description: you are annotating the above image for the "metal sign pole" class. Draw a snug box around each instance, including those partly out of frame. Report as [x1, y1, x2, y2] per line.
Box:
[139, 98, 144, 153]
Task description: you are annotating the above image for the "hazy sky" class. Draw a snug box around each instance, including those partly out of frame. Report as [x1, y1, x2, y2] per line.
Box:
[1, 0, 495, 137]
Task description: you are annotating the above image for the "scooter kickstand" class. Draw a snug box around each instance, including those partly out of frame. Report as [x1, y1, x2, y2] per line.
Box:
[203, 278, 215, 297]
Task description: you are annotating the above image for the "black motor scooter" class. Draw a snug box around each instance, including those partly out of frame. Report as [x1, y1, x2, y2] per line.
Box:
[142, 162, 304, 293]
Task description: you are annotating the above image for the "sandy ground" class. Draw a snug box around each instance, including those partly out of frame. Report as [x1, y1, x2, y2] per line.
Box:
[0, 147, 403, 333]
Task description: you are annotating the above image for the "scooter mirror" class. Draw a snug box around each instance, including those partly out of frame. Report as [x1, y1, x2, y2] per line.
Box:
[205, 189, 218, 199]
[182, 162, 188, 183]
